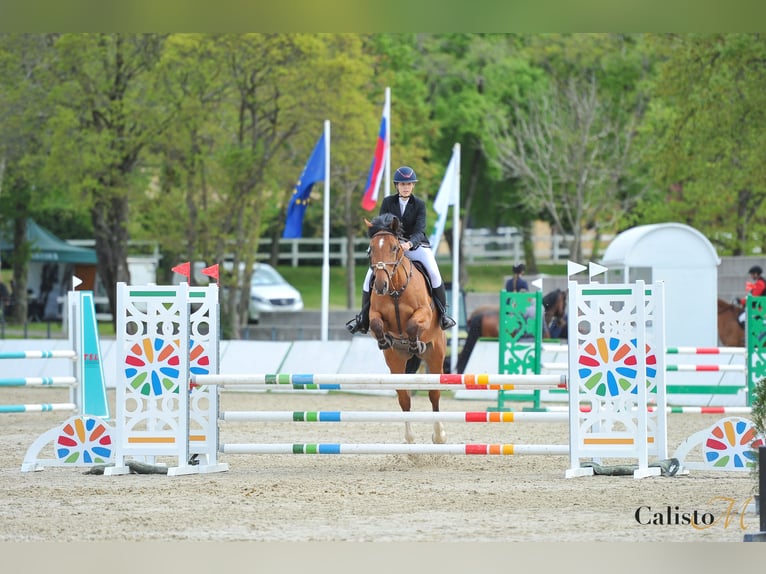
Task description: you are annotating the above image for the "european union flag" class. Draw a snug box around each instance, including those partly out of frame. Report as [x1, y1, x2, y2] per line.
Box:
[283, 132, 326, 239]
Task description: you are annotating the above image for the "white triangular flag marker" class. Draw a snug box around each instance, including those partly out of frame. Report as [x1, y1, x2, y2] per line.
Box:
[589, 262, 608, 279]
[567, 260, 587, 277]
[72, 275, 83, 290]
[531, 278, 543, 291]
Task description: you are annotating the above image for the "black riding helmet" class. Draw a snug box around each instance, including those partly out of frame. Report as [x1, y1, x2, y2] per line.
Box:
[749, 265, 763, 275]
[393, 166, 418, 183]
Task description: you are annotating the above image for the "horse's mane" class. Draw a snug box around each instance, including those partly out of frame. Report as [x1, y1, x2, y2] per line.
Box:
[368, 213, 402, 239]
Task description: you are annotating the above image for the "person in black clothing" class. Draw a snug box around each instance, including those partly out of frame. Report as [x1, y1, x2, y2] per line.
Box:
[346, 165, 457, 334]
[505, 263, 529, 292]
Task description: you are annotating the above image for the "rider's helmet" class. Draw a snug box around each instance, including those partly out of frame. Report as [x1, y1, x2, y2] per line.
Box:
[749, 265, 763, 276]
[393, 166, 418, 184]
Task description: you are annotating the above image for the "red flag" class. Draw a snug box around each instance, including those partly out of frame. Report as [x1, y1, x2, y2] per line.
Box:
[201, 264, 219, 283]
[172, 261, 191, 281]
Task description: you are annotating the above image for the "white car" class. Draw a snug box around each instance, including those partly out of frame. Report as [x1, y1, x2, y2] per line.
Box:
[248, 262, 303, 322]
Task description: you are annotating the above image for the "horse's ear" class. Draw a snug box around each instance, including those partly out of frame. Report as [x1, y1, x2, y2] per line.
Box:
[391, 217, 400, 233]
[364, 218, 372, 229]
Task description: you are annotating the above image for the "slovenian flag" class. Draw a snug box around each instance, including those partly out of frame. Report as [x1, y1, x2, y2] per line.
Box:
[361, 91, 390, 211]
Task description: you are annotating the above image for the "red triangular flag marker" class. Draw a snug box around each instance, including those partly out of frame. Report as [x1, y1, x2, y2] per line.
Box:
[201, 264, 219, 283]
[172, 261, 191, 281]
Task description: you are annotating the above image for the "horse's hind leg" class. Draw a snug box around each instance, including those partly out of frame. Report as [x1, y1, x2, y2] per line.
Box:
[429, 390, 446, 444]
[397, 390, 416, 444]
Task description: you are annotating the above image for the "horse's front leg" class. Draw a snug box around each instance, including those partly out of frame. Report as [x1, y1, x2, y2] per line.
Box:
[396, 389, 415, 444]
[369, 316, 392, 350]
[405, 313, 428, 355]
[428, 390, 446, 444]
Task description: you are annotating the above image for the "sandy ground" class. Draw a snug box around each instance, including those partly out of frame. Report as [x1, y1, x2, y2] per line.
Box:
[0, 386, 760, 544]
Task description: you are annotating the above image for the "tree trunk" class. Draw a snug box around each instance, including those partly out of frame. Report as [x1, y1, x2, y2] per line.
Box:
[91, 192, 131, 332]
[10, 217, 29, 324]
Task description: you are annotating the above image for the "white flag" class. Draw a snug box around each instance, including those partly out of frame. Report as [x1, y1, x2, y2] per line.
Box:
[429, 145, 460, 248]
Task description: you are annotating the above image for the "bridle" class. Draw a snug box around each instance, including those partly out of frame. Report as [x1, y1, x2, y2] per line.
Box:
[369, 231, 413, 297]
[369, 230, 415, 336]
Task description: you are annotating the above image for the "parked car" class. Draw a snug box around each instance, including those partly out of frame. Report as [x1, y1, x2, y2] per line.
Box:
[248, 262, 303, 323]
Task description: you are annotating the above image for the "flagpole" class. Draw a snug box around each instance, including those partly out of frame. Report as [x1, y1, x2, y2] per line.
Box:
[321, 120, 331, 342]
[384, 87, 391, 196]
[450, 143, 461, 373]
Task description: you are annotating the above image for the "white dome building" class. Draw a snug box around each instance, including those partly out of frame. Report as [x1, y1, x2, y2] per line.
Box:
[600, 222, 720, 346]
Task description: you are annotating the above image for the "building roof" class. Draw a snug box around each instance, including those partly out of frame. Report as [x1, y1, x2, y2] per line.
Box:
[600, 222, 720, 268]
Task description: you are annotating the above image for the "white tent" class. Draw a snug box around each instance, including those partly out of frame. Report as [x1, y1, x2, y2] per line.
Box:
[600, 222, 720, 346]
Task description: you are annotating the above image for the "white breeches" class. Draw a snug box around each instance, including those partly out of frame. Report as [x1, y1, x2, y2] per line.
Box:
[363, 246, 443, 293]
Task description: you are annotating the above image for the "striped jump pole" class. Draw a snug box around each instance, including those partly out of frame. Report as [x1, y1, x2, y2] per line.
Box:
[0, 403, 77, 414]
[221, 410, 569, 424]
[192, 373, 567, 390]
[0, 350, 77, 360]
[665, 364, 745, 372]
[205, 382, 560, 392]
[666, 346, 746, 355]
[542, 405, 753, 415]
[0, 377, 78, 387]
[537, 362, 745, 373]
[221, 443, 570, 456]
[539, 345, 747, 355]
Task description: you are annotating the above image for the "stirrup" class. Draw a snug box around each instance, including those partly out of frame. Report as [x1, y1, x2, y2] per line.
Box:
[440, 315, 457, 330]
[346, 314, 368, 335]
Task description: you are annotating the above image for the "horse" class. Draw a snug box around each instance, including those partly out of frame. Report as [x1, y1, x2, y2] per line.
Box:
[365, 214, 447, 444]
[717, 298, 745, 347]
[449, 288, 568, 374]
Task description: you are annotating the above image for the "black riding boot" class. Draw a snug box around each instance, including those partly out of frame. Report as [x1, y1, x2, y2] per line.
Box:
[433, 284, 457, 330]
[346, 290, 371, 334]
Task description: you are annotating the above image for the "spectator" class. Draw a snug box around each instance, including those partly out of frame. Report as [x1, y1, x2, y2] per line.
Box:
[738, 265, 766, 326]
[505, 263, 529, 292]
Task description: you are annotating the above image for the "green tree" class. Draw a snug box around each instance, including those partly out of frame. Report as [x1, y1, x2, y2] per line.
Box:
[485, 34, 653, 262]
[0, 34, 60, 322]
[638, 33, 766, 255]
[416, 34, 547, 275]
[43, 33, 170, 326]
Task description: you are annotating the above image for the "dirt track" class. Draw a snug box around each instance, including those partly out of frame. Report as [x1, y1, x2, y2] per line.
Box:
[0, 387, 759, 543]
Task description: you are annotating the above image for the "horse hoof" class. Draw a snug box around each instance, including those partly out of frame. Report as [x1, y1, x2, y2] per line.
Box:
[432, 423, 446, 444]
[432, 432, 447, 444]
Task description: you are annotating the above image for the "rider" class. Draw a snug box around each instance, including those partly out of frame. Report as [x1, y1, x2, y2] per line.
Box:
[738, 265, 766, 326]
[346, 165, 457, 334]
[505, 263, 529, 292]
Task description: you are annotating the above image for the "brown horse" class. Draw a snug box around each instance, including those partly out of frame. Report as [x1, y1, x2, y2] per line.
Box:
[451, 288, 568, 374]
[717, 298, 745, 347]
[366, 214, 447, 444]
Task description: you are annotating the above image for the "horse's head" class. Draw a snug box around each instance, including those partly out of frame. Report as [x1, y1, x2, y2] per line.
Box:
[366, 215, 406, 296]
[543, 289, 566, 317]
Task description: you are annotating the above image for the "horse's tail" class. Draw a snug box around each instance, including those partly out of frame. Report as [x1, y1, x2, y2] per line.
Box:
[456, 312, 484, 374]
